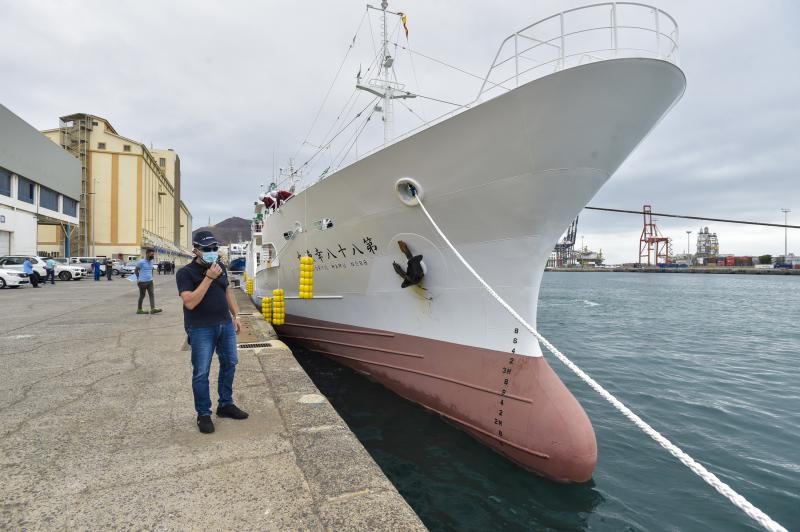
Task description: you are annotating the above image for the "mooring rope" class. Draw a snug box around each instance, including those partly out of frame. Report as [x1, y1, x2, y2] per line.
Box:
[412, 193, 787, 532]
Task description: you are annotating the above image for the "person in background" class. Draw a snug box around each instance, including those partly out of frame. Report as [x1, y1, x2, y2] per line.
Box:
[45, 257, 56, 285]
[23, 258, 40, 288]
[135, 248, 161, 315]
[177, 230, 248, 434]
[261, 187, 293, 211]
[93, 259, 101, 281]
[157, 261, 163, 275]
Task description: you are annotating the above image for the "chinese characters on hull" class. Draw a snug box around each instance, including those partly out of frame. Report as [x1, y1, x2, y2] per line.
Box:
[296, 236, 378, 271]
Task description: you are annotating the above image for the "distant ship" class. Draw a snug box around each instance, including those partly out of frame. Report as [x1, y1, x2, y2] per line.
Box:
[227, 242, 248, 272]
[248, 2, 685, 482]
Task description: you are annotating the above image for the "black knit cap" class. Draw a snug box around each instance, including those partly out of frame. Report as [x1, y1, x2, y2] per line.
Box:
[192, 230, 219, 247]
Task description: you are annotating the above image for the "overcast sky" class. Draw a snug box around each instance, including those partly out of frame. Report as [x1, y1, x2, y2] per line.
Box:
[1, 0, 798, 263]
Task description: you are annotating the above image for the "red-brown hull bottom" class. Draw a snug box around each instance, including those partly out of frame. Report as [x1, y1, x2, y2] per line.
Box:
[277, 315, 597, 483]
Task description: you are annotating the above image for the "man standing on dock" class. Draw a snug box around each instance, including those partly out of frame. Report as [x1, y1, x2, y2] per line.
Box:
[135, 248, 161, 315]
[177, 230, 248, 434]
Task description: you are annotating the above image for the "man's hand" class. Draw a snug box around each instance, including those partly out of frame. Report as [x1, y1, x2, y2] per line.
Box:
[206, 262, 223, 279]
[234, 316, 241, 334]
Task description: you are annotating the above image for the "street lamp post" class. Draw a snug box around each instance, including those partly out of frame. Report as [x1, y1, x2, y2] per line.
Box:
[91, 177, 97, 257]
[781, 208, 791, 259]
[686, 230, 692, 256]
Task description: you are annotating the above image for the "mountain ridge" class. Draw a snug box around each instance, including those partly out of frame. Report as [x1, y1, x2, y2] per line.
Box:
[192, 216, 250, 245]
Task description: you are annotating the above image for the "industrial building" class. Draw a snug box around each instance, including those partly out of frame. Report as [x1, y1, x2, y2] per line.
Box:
[695, 226, 719, 259]
[0, 104, 81, 256]
[40, 114, 193, 261]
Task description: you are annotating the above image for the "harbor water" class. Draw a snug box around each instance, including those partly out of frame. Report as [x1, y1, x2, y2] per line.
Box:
[293, 272, 800, 531]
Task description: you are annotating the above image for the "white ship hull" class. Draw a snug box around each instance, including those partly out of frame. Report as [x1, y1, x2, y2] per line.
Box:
[251, 58, 685, 481]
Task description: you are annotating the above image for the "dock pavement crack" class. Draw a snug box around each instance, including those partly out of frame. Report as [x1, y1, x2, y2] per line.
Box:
[73, 453, 290, 497]
[0, 322, 182, 357]
[0, 283, 144, 336]
[1, 367, 137, 439]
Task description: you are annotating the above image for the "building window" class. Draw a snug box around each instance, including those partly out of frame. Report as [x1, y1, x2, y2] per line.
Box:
[0, 167, 11, 197]
[159, 157, 166, 167]
[40, 186, 58, 211]
[123, 144, 131, 152]
[63, 196, 78, 217]
[92, 121, 98, 126]
[17, 176, 34, 204]
[98, 142, 106, 150]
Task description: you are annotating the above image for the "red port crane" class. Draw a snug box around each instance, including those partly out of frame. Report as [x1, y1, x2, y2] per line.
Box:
[639, 205, 672, 265]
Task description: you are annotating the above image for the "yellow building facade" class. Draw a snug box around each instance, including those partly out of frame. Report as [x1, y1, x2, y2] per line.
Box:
[40, 114, 192, 262]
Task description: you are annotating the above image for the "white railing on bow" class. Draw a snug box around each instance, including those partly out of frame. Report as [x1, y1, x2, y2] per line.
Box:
[477, 2, 679, 100]
[331, 3, 680, 180]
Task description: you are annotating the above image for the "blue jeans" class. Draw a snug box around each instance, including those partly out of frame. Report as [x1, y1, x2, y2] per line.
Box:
[188, 320, 238, 416]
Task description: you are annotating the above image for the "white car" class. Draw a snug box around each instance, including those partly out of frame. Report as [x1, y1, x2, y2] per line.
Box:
[0, 256, 47, 278]
[51, 258, 86, 280]
[0, 256, 84, 281]
[0, 268, 30, 288]
[69, 257, 106, 274]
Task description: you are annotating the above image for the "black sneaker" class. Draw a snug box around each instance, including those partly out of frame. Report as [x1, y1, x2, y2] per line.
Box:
[197, 415, 215, 433]
[216, 404, 249, 420]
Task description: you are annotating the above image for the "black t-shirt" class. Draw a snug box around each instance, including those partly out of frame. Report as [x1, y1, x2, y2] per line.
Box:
[176, 261, 231, 328]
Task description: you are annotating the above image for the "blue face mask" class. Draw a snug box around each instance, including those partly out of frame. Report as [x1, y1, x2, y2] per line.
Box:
[202, 251, 219, 265]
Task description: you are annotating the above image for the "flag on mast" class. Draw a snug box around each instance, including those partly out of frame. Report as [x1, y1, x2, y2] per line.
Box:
[400, 13, 409, 38]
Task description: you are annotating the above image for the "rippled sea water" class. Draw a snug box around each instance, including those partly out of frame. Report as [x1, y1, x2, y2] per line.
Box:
[293, 272, 800, 531]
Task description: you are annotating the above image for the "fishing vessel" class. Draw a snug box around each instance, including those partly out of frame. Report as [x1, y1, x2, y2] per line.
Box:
[247, 2, 685, 482]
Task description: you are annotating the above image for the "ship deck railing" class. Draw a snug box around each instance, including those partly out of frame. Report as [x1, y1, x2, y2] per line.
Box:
[347, 3, 679, 169]
[478, 2, 680, 101]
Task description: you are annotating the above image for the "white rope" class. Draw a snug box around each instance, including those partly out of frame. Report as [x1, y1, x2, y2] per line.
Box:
[413, 193, 788, 532]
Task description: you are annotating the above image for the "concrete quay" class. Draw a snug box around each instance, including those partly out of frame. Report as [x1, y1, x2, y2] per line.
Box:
[0, 276, 425, 530]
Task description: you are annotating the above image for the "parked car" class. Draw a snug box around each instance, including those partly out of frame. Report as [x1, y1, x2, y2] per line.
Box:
[55, 262, 85, 281]
[69, 257, 106, 274]
[120, 261, 138, 277]
[0, 268, 30, 288]
[46, 257, 86, 280]
[0, 256, 47, 278]
[0, 256, 85, 281]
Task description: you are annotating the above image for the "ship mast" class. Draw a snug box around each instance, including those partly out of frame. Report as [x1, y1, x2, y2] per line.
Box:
[357, 0, 415, 146]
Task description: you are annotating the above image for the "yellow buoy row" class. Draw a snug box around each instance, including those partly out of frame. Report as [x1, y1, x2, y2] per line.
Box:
[261, 297, 272, 323]
[245, 277, 254, 295]
[272, 288, 285, 326]
[299, 256, 314, 299]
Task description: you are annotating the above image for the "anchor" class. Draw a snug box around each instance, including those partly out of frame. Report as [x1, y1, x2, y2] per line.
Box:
[392, 240, 424, 288]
